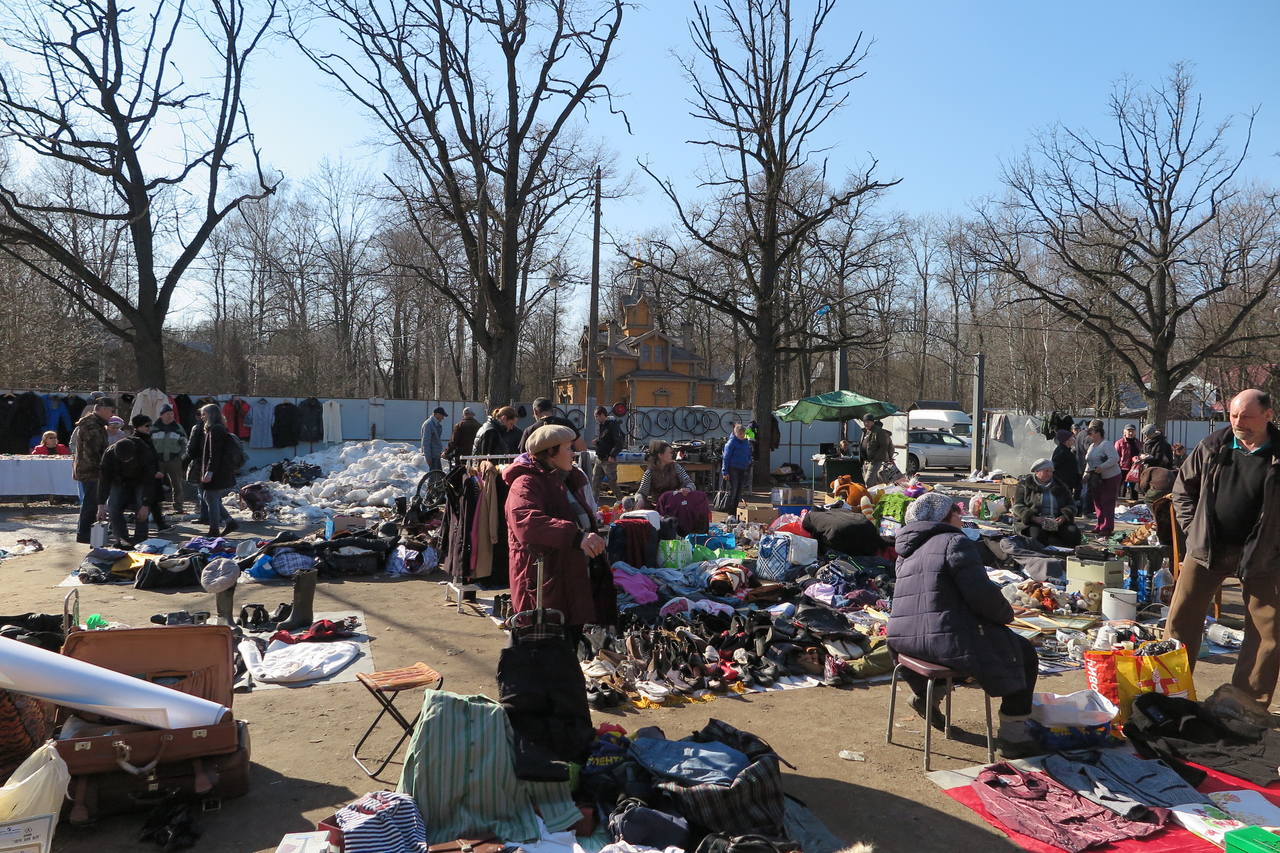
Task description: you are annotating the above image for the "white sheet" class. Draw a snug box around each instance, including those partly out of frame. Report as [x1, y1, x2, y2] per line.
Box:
[238, 638, 360, 684]
[0, 457, 77, 496]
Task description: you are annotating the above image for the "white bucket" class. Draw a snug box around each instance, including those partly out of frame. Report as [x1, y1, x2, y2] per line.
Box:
[1101, 587, 1138, 621]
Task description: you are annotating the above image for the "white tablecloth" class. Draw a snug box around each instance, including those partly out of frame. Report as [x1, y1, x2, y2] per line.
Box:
[0, 456, 78, 496]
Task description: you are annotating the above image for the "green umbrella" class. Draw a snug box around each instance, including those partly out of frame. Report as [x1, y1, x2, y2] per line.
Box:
[774, 391, 900, 424]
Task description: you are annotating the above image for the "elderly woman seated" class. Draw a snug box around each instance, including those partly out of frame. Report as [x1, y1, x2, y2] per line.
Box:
[1012, 458, 1082, 548]
[888, 491, 1040, 758]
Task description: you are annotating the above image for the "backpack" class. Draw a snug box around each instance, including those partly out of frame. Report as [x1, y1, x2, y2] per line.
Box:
[227, 433, 248, 472]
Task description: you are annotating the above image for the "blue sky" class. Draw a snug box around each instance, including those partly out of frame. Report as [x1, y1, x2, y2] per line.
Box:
[244, 0, 1280, 246]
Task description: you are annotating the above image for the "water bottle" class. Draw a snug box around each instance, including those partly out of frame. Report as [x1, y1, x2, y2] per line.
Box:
[324, 512, 335, 540]
[1151, 566, 1174, 605]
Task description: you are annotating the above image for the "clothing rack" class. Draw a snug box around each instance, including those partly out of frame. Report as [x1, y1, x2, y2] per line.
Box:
[443, 454, 519, 610]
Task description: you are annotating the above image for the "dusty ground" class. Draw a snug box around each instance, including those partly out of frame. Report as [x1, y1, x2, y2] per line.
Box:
[0, 498, 1245, 853]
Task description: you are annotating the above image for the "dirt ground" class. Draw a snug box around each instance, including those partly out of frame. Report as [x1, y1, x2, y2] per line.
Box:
[0, 500, 1246, 853]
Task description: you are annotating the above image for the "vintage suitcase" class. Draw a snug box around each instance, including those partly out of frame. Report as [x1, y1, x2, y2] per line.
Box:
[54, 625, 249, 823]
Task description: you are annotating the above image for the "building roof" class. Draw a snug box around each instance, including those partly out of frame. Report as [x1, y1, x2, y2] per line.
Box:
[623, 368, 721, 382]
[602, 330, 702, 362]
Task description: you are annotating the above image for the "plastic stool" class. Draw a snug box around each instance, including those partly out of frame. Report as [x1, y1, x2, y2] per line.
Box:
[352, 662, 444, 779]
[886, 652, 994, 771]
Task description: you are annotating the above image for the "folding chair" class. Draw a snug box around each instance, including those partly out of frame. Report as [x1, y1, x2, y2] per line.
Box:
[352, 662, 444, 778]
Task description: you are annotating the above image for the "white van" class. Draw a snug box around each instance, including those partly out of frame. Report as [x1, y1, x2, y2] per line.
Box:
[905, 409, 973, 437]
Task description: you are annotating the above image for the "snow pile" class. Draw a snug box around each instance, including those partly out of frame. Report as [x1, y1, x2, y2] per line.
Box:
[233, 440, 432, 522]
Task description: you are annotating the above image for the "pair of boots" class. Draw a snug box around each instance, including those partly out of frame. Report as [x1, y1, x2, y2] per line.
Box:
[215, 570, 317, 633]
[910, 690, 1039, 759]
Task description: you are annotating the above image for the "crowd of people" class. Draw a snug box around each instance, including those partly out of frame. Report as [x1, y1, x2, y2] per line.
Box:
[61, 398, 243, 547]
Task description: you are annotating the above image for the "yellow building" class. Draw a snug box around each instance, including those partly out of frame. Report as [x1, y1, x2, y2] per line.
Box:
[555, 292, 720, 408]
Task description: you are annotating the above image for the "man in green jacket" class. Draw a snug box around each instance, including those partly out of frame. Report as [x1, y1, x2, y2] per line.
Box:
[151, 405, 189, 514]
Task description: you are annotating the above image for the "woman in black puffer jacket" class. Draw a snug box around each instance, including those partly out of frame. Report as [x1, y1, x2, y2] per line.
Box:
[185, 404, 240, 536]
[887, 491, 1040, 758]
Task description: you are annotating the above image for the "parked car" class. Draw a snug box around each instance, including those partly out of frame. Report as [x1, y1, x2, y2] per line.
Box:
[906, 429, 971, 473]
[908, 408, 973, 438]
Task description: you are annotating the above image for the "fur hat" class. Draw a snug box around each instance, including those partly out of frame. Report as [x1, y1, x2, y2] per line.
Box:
[526, 424, 576, 456]
[905, 491, 959, 524]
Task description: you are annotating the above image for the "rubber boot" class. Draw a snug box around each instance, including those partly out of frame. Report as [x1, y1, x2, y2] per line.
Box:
[215, 588, 236, 628]
[274, 570, 317, 632]
[995, 712, 1040, 760]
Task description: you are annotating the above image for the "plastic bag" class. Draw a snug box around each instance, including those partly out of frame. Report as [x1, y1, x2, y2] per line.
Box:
[658, 539, 693, 570]
[1031, 689, 1118, 727]
[783, 532, 819, 566]
[0, 740, 70, 822]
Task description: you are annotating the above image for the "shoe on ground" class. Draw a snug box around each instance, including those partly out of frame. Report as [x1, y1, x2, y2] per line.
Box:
[909, 694, 948, 731]
[995, 713, 1041, 759]
[222, 518, 240, 534]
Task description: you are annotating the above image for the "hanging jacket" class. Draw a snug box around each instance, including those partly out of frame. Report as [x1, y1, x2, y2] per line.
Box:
[502, 453, 596, 626]
[1, 392, 45, 454]
[272, 401, 301, 447]
[887, 520, 1026, 696]
[297, 397, 324, 443]
[42, 395, 73, 444]
[174, 394, 198, 428]
[248, 398, 275, 449]
[130, 388, 171, 423]
[222, 399, 250, 439]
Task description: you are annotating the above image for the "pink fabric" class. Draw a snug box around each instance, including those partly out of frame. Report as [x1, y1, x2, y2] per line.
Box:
[945, 761, 1280, 853]
[612, 567, 658, 604]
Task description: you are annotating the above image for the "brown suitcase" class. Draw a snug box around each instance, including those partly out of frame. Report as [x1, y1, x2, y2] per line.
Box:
[53, 625, 250, 823]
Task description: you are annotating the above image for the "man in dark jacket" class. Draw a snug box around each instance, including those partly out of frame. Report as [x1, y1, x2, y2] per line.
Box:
[859, 414, 894, 486]
[1167, 389, 1280, 704]
[443, 407, 481, 465]
[591, 406, 624, 498]
[72, 398, 114, 543]
[97, 415, 160, 546]
[1141, 424, 1175, 470]
[1012, 458, 1081, 548]
[1052, 430, 1082, 502]
[517, 397, 585, 453]
[887, 492, 1039, 758]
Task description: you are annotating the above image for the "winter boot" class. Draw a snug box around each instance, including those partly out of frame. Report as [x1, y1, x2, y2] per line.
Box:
[215, 588, 236, 628]
[274, 570, 317, 632]
[995, 712, 1040, 760]
[910, 692, 948, 731]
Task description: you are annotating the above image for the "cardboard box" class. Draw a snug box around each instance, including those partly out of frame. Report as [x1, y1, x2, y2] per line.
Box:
[1066, 557, 1126, 595]
[999, 477, 1020, 503]
[744, 505, 777, 524]
[329, 514, 368, 536]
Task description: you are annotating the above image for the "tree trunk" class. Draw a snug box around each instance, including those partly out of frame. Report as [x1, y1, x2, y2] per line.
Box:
[1148, 362, 1172, 431]
[132, 318, 167, 390]
[752, 310, 777, 490]
[487, 318, 520, 408]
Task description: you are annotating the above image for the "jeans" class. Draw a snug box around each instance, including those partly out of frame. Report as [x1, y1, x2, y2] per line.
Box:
[159, 457, 186, 511]
[428, 455, 442, 472]
[725, 466, 749, 513]
[106, 482, 150, 544]
[200, 487, 231, 529]
[629, 736, 750, 785]
[76, 479, 99, 543]
[1166, 542, 1280, 704]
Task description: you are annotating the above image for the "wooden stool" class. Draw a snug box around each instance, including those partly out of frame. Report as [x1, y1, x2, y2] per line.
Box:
[352, 662, 444, 779]
[886, 652, 994, 772]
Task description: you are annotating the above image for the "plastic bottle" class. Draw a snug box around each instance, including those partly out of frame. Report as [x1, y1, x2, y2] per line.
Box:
[324, 511, 335, 540]
[1151, 566, 1174, 606]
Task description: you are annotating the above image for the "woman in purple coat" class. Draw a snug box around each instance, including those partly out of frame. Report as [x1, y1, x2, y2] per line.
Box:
[887, 491, 1040, 758]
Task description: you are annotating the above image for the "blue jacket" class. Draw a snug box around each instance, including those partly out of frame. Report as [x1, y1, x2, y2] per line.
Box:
[421, 417, 444, 458]
[721, 434, 753, 475]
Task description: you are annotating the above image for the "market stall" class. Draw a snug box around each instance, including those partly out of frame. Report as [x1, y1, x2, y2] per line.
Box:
[0, 455, 77, 497]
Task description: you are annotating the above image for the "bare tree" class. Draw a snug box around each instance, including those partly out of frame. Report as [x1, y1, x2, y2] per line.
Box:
[292, 0, 623, 407]
[631, 0, 896, 484]
[0, 0, 278, 388]
[975, 66, 1280, 426]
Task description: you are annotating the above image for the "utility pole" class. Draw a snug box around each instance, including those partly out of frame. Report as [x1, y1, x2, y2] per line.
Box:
[970, 351, 986, 473]
[583, 166, 601, 446]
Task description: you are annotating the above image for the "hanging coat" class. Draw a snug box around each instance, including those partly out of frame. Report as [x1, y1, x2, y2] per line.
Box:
[297, 397, 324, 443]
[272, 402, 301, 447]
[222, 399, 250, 440]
